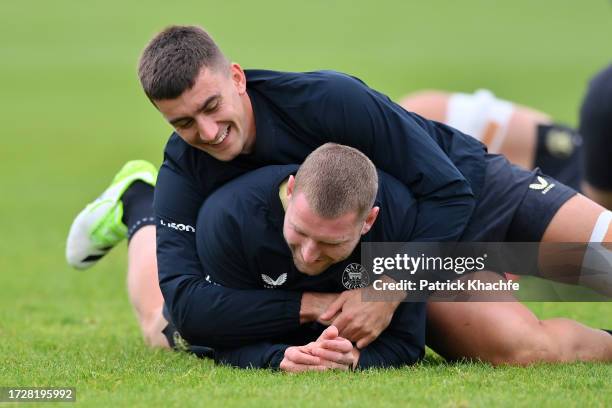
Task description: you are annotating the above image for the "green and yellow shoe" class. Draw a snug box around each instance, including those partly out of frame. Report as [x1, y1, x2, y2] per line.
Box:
[65, 160, 157, 269]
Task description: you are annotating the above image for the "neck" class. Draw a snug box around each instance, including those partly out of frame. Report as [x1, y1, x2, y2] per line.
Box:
[241, 91, 257, 154]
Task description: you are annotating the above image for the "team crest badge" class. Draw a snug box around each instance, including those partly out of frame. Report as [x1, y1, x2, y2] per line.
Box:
[342, 263, 369, 289]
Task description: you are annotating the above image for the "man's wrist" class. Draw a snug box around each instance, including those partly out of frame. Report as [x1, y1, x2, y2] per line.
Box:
[299, 292, 317, 324]
[379, 274, 407, 303]
[300, 292, 339, 323]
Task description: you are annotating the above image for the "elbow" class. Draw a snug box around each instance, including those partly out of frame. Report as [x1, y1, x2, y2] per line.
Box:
[170, 303, 220, 347]
[163, 284, 222, 348]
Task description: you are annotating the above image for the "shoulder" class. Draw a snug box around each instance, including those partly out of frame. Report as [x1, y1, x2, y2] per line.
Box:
[157, 132, 213, 191]
[208, 164, 296, 197]
[246, 69, 378, 135]
[246, 68, 359, 84]
[198, 164, 297, 221]
[588, 63, 612, 89]
[246, 69, 369, 99]
[582, 64, 612, 117]
[155, 133, 205, 219]
[377, 169, 417, 209]
[373, 170, 418, 240]
[162, 132, 191, 164]
[159, 132, 205, 183]
[159, 132, 258, 196]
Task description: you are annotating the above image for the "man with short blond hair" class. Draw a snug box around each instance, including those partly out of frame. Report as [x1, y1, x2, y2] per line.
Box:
[293, 143, 378, 219]
[197, 143, 425, 369]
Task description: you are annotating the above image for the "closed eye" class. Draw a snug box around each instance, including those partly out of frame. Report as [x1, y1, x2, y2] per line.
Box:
[320, 241, 343, 247]
[175, 119, 194, 129]
[203, 100, 220, 113]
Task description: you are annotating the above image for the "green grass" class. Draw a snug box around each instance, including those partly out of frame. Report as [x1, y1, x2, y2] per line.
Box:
[0, 0, 611, 406]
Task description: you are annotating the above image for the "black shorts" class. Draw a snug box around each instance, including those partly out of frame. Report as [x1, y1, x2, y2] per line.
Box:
[161, 305, 214, 358]
[461, 154, 577, 243]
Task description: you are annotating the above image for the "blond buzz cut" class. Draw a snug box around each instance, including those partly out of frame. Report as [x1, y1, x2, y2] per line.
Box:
[293, 143, 378, 220]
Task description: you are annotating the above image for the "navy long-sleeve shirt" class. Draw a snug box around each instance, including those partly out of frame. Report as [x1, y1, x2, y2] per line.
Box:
[196, 165, 425, 369]
[154, 70, 487, 347]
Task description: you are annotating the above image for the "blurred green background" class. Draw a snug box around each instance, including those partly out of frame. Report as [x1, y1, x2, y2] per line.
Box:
[0, 0, 610, 406]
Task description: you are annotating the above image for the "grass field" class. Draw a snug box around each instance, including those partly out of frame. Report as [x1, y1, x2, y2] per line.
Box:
[0, 1, 611, 406]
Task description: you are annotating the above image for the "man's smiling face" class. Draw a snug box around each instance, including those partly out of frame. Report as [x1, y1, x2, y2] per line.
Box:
[154, 63, 255, 161]
[282, 176, 379, 276]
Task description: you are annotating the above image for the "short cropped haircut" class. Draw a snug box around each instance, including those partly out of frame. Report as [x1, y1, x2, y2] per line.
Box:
[293, 143, 378, 220]
[138, 25, 228, 101]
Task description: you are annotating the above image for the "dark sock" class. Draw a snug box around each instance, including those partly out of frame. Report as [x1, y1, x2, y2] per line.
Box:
[120, 181, 155, 242]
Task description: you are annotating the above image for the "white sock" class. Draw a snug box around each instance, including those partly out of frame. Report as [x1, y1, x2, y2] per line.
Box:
[580, 210, 612, 297]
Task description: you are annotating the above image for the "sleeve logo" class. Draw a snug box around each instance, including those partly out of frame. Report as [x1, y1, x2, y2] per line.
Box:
[529, 176, 555, 194]
[159, 219, 195, 232]
[261, 273, 288, 288]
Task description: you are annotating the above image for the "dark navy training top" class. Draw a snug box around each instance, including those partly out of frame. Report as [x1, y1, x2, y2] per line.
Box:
[196, 165, 425, 368]
[154, 70, 487, 348]
[580, 63, 612, 190]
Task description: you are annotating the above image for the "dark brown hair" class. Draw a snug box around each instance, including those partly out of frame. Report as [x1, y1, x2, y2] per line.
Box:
[138, 25, 228, 100]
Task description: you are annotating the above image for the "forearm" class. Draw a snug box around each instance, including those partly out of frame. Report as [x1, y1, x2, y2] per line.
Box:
[155, 158, 308, 348]
[299, 292, 339, 324]
[165, 276, 302, 348]
[157, 211, 302, 347]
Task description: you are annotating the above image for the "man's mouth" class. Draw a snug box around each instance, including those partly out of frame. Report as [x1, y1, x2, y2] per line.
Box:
[209, 125, 230, 145]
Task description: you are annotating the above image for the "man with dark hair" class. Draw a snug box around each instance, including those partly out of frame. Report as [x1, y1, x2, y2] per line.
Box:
[69, 24, 482, 350]
[66, 26, 612, 367]
[138, 26, 252, 162]
[138, 26, 229, 102]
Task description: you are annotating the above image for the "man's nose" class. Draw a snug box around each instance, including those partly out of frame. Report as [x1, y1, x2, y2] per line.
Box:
[301, 240, 320, 264]
[196, 115, 219, 142]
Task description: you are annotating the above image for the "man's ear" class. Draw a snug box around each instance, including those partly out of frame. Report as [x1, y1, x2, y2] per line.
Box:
[231, 63, 247, 95]
[361, 206, 380, 235]
[286, 175, 295, 199]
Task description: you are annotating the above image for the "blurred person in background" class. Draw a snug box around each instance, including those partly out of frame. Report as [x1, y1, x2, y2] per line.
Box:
[399, 63, 612, 210]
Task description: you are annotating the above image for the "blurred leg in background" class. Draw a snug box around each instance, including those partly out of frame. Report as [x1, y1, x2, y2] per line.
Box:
[399, 86, 610, 209]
